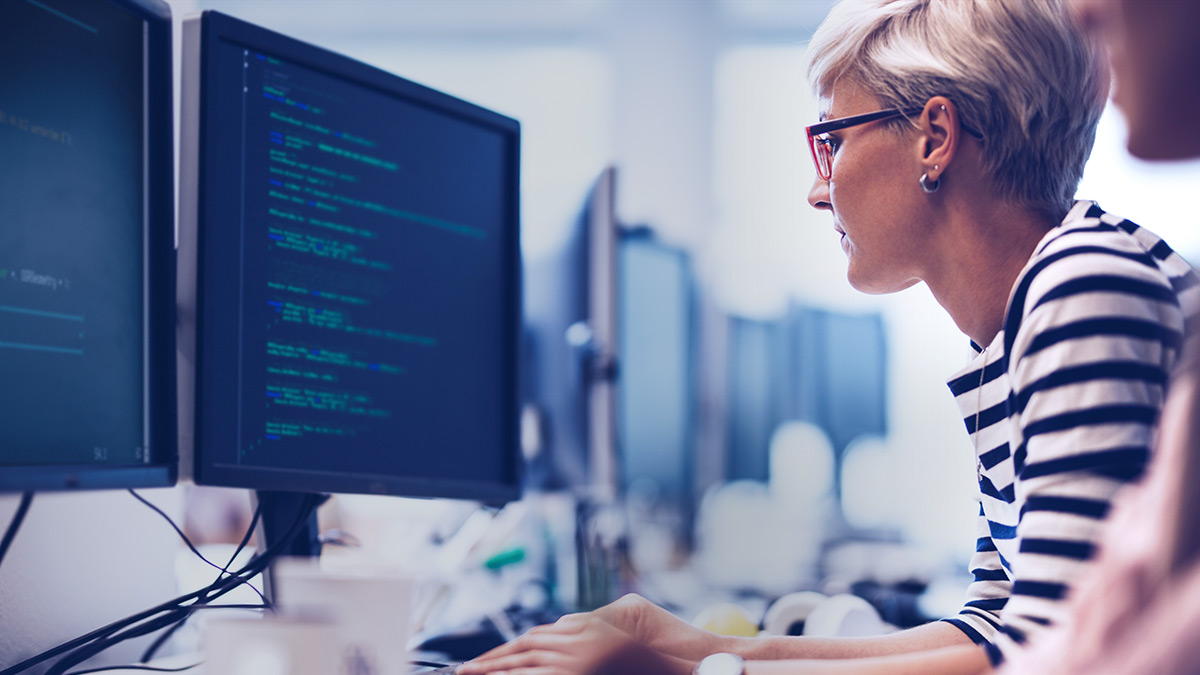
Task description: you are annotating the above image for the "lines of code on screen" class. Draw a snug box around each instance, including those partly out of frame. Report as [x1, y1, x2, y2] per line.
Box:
[203, 42, 511, 486]
[0, 0, 146, 467]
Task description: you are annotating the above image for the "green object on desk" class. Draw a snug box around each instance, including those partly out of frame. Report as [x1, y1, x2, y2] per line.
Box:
[484, 547, 525, 570]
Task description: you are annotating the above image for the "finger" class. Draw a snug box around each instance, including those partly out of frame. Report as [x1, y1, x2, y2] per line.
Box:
[477, 668, 565, 675]
[459, 648, 570, 674]
[555, 612, 589, 624]
[529, 616, 589, 635]
[472, 626, 599, 668]
[472, 631, 546, 662]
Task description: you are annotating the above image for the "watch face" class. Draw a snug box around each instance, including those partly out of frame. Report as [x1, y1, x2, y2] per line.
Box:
[697, 653, 745, 675]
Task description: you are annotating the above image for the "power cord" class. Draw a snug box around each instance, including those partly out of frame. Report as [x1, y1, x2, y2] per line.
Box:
[39, 501, 311, 675]
[138, 499, 266, 663]
[66, 664, 201, 674]
[0, 492, 34, 571]
[0, 493, 320, 675]
[127, 490, 266, 605]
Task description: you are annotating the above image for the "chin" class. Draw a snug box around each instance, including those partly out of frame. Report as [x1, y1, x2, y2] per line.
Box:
[846, 273, 919, 296]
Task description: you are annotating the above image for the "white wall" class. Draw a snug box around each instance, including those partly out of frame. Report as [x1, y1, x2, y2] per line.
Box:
[0, 489, 183, 670]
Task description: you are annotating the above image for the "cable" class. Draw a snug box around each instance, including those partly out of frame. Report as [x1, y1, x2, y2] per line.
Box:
[43, 494, 318, 674]
[43, 547, 280, 675]
[66, 663, 201, 674]
[214, 499, 266, 592]
[139, 501, 266, 663]
[0, 493, 319, 675]
[411, 660, 454, 669]
[47, 558, 279, 675]
[0, 492, 34, 570]
[128, 489, 267, 607]
[41, 503, 308, 675]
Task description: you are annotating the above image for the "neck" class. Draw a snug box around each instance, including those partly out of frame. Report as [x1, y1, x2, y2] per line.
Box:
[922, 198, 1060, 347]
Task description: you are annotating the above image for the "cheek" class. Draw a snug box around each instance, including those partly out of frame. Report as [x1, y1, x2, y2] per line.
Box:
[829, 159, 909, 228]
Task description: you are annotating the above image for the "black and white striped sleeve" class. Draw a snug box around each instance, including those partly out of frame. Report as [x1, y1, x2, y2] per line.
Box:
[991, 221, 1184, 658]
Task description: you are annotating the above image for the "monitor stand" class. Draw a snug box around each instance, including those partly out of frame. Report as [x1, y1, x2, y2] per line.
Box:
[254, 490, 327, 602]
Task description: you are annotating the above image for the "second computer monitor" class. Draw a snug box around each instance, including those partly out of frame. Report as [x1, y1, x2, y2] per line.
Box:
[181, 11, 521, 504]
[0, 0, 176, 492]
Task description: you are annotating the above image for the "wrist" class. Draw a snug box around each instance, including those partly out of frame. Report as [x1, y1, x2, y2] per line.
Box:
[712, 634, 750, 657]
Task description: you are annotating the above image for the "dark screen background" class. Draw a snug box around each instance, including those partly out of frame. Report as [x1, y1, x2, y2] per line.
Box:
[0, 0, 147, 468]
[198, 32, 517, 493]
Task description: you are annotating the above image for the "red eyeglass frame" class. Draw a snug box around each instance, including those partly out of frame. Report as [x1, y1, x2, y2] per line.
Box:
[806, 107, 984, 180]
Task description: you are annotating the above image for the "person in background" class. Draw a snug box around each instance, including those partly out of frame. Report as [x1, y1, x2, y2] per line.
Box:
[459, 1, 1198, 673]
[998, 2, 1200, 673]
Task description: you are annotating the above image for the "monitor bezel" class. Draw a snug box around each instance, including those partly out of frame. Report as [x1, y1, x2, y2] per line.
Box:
[188, 10, 523, 505]
[0, 0, 177, 493]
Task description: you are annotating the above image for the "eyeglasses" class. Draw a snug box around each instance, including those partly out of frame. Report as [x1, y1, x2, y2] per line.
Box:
[806, 107, 984, 181]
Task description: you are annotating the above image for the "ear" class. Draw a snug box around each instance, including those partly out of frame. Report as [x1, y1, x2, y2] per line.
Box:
[914, 96, 961, 184]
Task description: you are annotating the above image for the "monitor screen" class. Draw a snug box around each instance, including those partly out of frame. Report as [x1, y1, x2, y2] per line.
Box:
[181, 11, 521, 504]
[0, 0, 176, 491]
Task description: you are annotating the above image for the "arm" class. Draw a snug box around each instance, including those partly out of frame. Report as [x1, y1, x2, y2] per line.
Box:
[730, 621, 976, 661]
[559, 594, 978, 661]
[459, 617, 991, 675]
[981, 224, 1184, 656]
[743, 645, 991, 675]
[460, 599, 986, 674]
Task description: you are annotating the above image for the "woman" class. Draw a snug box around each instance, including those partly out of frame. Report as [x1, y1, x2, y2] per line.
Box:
[997, 1, 1200, 673]
[461, 1, 1197, 673]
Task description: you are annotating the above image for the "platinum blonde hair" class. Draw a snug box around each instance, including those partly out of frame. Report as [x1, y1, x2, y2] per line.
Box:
[806, 0, 1107, 219]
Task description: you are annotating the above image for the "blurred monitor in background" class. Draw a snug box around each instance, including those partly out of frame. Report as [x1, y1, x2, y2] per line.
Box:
[521, 167, 619, 498]
[617, 228, 698, 540]
[725, 306, 887, 505]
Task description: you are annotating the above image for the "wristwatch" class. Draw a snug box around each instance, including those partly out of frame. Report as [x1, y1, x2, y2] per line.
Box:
[693, 653, 746, 675]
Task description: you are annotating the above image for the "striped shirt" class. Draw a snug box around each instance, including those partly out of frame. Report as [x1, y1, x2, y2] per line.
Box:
[940, 201, 1200, 664]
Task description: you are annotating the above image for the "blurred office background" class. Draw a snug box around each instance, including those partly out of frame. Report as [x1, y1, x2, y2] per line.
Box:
[159, 0, 1200, 558]
[6, 0, 1200, 666]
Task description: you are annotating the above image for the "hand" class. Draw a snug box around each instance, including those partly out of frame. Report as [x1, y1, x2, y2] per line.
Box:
[591, 594, 734, 660]
[457, 612, 693, 675]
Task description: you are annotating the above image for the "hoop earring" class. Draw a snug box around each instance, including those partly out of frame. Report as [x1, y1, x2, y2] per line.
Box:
[920, 163, 940, 194]
[919, 173, 940, 194]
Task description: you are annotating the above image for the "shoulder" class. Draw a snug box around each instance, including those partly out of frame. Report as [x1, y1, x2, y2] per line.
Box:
[1002, 202, 1194, 358]
[1030, 202, 1183, 292]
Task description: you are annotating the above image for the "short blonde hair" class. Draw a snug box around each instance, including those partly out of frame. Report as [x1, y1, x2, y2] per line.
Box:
[806, 0, 1107, 219]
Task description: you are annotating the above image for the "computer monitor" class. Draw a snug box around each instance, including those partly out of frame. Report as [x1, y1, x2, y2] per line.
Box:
[725, 305, 887, 495]
[0, 0, 176, 492]
[178, 12, 522, 529]
[521, 167, 619, 499]
[617, 228, 696, 522]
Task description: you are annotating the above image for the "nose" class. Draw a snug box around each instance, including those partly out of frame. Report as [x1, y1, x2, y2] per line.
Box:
[807, 174, 831, 212]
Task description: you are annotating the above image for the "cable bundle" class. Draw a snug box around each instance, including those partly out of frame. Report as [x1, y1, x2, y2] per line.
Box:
[0, 492, 323, 675]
